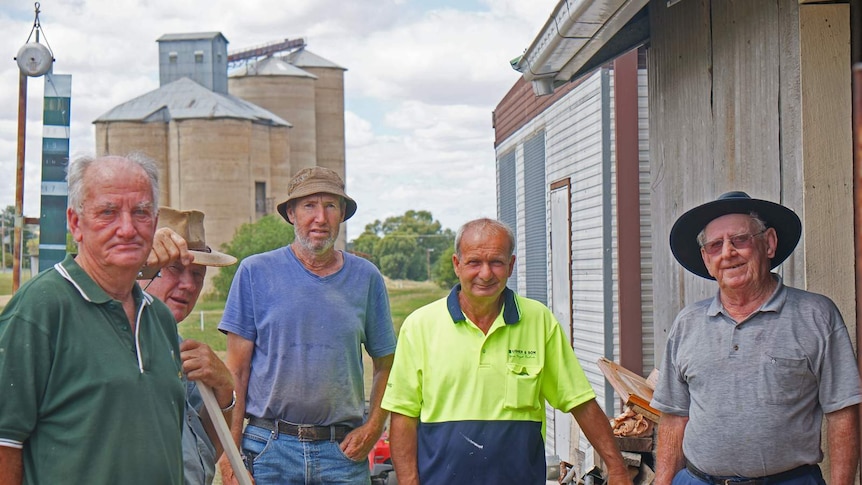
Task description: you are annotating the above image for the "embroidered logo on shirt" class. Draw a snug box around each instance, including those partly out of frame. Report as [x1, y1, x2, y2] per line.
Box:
[508, 349, 537, 359]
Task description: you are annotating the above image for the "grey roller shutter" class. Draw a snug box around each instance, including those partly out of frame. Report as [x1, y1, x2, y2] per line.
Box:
[523, 131, 547, 304]
[497, 150, 518, 291]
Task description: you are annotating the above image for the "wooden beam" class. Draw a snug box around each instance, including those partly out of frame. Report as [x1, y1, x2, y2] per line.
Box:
[614, 48, 644, 376]
[799, 3, 854, 325]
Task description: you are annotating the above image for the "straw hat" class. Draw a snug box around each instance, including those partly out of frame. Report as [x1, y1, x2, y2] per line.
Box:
[276, 167, 357, 224]
[157, 207, 237, 267]
[669, 191, 801, 280]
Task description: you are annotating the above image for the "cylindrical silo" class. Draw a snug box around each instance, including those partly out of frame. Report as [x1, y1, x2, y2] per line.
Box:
[283, 49, 347, 181]
[93, 70, 291, 295]
[94, 120, 170, 206]
[229, 57, 317, 177]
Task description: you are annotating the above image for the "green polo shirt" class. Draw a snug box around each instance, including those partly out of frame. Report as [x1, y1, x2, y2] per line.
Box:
[0, 255, 185, 485]
[382, 285, 595, 484]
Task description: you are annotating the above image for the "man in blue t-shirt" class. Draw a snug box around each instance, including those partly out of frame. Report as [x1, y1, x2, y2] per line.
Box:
[217, 167, 396, 485]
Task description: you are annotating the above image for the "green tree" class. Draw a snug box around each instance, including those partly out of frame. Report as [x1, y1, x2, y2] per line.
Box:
[0, 206, 43, 269]
[350, 231, 380, 264]
[352, 210, 455, 281]
[432, 245, 458, 289]
[211, 214, 295, 299]
[375, 235, 423, 280]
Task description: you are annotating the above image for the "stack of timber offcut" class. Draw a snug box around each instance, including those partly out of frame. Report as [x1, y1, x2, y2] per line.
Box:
[598, 357, 662, 485]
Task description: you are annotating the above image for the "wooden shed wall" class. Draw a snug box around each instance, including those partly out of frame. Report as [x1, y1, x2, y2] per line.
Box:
[648, 0, 855, 362]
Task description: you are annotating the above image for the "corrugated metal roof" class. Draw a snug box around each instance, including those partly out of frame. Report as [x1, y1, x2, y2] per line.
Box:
[157, 32, 228, 43]
[283, 48, 345, 71]
[93, 77, 290, 127]
[229, 56, 318, 78]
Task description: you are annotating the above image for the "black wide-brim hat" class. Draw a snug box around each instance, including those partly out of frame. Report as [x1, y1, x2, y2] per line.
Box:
[669, 191, 802, 280]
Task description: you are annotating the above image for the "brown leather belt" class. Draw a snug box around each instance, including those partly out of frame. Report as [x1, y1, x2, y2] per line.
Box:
[247, 417, 352, 442]
[685, 460, 820, 485]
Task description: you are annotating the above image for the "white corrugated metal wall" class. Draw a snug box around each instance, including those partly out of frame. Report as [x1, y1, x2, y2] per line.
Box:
[546, 72, 611, 457]
[493, 64, 652, 464]
[637, 69, 654, 376]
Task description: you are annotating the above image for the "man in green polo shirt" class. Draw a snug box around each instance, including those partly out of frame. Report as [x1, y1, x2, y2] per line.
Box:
[0, 154, 185, 484]
[382, 218, 631, 485]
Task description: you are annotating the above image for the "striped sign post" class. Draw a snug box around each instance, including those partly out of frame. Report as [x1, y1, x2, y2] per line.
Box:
[39, 72, 71, 271]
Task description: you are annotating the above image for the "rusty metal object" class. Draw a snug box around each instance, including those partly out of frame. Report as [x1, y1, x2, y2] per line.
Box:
[13, 71, 27, 293]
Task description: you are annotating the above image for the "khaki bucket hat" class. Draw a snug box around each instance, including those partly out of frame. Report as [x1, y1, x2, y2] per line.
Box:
[276, 167, 357, 224]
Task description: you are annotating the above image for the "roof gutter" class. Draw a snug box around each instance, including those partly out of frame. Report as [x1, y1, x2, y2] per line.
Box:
[513, 0, 590, 94]
[513, 0, 648, 96]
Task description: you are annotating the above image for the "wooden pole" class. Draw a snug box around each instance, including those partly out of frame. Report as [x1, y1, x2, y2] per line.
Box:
[852, 62, 862, 479]
[13, 71, 27, 292]
[197, 384, 253, 485]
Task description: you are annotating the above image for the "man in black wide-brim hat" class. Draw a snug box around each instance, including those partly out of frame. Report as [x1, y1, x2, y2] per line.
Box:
[650, 191, 861, 485]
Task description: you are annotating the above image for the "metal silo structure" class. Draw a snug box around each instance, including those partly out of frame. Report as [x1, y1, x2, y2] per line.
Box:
[229, 56, 318, 176]
[93, 32, 292, 293]
[157, 32, 230, 94]
[283, 48, 346, 180]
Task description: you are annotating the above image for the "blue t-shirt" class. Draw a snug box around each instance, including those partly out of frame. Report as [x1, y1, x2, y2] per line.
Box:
[219, 246, 396, 428]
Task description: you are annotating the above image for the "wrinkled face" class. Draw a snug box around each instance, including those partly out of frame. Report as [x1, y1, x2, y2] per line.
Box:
[700, 213, 777, 293]
[68, 160, 157, 273]
[288, 193, 343, 253]
[453, 227, 515, 301]
[146, 261, 207, 322]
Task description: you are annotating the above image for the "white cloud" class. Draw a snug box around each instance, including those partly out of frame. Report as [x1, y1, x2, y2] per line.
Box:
[343, 99, 499, 239]
[0, 0, 558, 243]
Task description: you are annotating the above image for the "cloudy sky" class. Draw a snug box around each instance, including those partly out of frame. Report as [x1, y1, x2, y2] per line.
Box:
[0, 0, 556, 241]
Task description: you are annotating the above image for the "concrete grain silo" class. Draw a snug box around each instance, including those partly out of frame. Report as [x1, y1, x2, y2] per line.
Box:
[93, 32, 292, 293]
[283, 48, 346, 180]
[95, 121, 169, 193]
[229, 56, 318, 176]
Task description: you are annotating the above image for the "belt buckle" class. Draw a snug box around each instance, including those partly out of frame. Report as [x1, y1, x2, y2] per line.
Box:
[296, 425, 317, 442]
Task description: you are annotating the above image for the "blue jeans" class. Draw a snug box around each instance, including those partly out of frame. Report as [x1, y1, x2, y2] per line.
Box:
[672, 467, 826, 485]
[241, 424, 371, 485]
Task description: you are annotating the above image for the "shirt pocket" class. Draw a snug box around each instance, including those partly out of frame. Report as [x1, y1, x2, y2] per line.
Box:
[504, 364, 542, 411]
[762, 353, 809, 405]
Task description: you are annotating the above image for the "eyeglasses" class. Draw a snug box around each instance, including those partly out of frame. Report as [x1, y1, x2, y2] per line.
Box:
[700, 229, 767, 255]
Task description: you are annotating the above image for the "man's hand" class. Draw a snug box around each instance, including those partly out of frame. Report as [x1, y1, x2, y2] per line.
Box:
[570, 400, 633, 485]
[218, 455, 238, 485]
[218, 454, 255, 485]
[141, 227, 193, 278]
[180, 339, 233, 403]
[339, 422, 382, 462]
[606, 466, 636, 485]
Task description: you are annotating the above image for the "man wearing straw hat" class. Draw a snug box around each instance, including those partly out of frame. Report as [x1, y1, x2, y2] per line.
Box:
[218, 167, 396, 485]
[651, 191, 861, 485]
[142, 207, 238, 485]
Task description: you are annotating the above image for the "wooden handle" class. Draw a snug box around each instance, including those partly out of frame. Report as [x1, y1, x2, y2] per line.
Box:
[198, 384, 254, 485]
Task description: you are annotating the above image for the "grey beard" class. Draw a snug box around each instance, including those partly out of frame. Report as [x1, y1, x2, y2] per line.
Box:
[296, 231, 337, 253]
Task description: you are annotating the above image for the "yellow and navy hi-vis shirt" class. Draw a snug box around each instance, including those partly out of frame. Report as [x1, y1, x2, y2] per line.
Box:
[382, 285, 595, 485]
